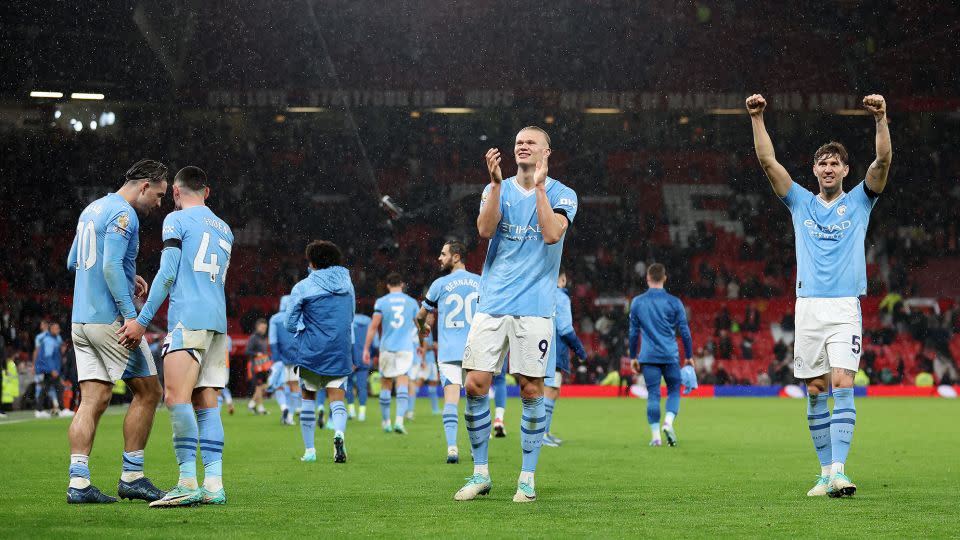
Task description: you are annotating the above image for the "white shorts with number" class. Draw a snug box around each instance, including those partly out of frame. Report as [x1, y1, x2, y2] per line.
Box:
[379, 350, 414, 379]
[298, 367, 347, 393]
[72, 322, 157, 383]
[284, 364, 299, 384]
[438, 362, 462, 387]
[162, 326, 229, 389]
[793, 297, 863, 379]
[463, 313, 554, 378]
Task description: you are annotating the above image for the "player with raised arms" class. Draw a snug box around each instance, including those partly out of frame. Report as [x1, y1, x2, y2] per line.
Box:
[415, 240, 481, 464]
[119, 166, 234, 507]
[65, 159, 168, 504]
[362, 272, 419, 434]
[285, 240, 355, 464]
[454, 126, 578, 503]
[747, 93, 891, 497]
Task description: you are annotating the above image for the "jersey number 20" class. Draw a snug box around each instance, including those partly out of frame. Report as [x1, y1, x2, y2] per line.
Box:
[444, 292, 479, 329]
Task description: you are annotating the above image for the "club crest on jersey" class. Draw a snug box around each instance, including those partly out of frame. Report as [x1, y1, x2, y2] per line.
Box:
[794, 357, 803, 370]
[117, 213, 130, 230]
[837, 204, 847, 216]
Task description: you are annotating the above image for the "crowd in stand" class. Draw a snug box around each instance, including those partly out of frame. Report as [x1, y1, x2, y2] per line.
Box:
[1, 94, 959, 408]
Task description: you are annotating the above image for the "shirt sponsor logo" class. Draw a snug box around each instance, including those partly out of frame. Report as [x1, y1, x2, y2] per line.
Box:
[558, 197, 577, 208]
[499, 221, 542, 241]
[803, 219, 851, 240]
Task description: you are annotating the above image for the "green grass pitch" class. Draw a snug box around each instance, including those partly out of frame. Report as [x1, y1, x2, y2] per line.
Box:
[1, 397, 958, 539]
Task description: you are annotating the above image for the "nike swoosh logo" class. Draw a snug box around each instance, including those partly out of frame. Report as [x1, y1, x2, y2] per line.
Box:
[816, 445, 827, 450]
[522, 449, 532, 454]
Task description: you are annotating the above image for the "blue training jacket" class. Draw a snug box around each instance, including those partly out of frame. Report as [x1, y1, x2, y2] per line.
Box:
[554, 287, 586, 373]
[628, 288, 693, 365]
[285, 266, 355, 377]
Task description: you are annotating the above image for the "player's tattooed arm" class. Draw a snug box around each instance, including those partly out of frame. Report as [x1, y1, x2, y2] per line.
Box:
[746, 94, 793, 198]
[863, 94, 891, 194]
[415, 306, 430, 346]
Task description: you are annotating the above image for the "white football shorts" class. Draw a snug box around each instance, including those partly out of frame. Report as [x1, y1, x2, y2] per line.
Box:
[793, 297, 863, 379]
[379, 350, 414, 379]
[463, 313, 554, 378]
[162, 326, 229, 389]
[72, 322, 157, 383]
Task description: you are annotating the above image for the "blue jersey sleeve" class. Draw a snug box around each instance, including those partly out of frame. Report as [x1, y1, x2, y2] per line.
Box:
[285, 282, 305, 334]
[480, 183, 502, 214]
[269, 315, 280, 348]
[849, 180, 879, 211]
[550, 184, 579, 224]
[136, 242, 182, 327]
[162, 212, 185, 242]
[373, 296, 385, 315]
[423, 279, 441, 311]
[780, 181, 811, 212]
[628, 298, 641, 359]
[67, 231, 78, 272]
[673, 297, 693, 360]
[102, 209, 137, 319]
[555, 293, 575, 335]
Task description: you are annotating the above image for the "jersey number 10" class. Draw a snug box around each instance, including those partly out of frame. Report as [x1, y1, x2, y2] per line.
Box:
[74, 221, 97, 271]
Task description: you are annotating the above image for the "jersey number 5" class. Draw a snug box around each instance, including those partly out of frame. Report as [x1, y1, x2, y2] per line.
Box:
[193, 232, 232, 284]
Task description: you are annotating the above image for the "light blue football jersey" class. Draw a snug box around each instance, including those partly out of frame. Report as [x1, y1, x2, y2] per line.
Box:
[782, 180, 878, 298]
[269, 295, 296, 365]
[373, 292, 419, 353]
[477, 177, 578, 317]
[68, 193, 140, 324]
[163, 206, 234, 332]
[423, 269, 481, 363]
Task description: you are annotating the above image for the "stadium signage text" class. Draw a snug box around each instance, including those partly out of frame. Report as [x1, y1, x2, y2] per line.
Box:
[205, 89, 861, 112]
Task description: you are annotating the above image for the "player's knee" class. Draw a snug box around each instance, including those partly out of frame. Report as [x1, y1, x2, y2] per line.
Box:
[806, 380, 828, 396]
[519, 384, 540, 400]
[136, 378, 163, 405]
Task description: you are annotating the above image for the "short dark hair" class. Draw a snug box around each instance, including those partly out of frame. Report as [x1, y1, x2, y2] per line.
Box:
[124, 159, 168, 185]
[813, 142, 849, 165]
[174, 166, 208, 192]
[305, 240, 343, 270]
[444, 240, 467, 262]
[386, 272, 404, 286]
[647, 263, 666, 283]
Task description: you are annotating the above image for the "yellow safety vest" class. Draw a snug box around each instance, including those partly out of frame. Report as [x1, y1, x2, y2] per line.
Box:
[2, 358, 20, 404]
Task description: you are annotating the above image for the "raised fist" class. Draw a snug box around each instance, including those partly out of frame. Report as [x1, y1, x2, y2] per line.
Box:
[745, 94, 766, 116]
[862, 94, 886, 117]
